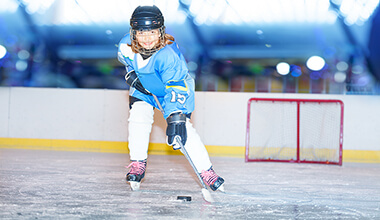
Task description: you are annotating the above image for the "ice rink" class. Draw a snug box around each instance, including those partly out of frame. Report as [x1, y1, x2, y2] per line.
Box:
[1, 148, 380, 219]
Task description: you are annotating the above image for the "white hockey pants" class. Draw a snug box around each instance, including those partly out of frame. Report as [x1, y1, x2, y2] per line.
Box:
[128, 101, 212, 173]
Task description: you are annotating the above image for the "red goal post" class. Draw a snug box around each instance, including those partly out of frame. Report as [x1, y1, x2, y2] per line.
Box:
[245, 98, 344, 165]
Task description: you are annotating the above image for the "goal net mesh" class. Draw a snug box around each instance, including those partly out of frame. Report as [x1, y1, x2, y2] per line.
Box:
[246, 99, 343, 165]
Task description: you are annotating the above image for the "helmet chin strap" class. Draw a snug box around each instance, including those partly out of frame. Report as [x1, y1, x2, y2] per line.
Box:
[142, 47, 159, 55]
[139, 47, 160, 57]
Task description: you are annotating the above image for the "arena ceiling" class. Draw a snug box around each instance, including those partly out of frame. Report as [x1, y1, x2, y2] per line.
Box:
[1, 0, 380, 80]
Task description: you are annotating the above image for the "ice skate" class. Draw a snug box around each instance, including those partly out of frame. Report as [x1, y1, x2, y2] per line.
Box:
[200, 167, 225, 192]
[126, 160, 147, 191]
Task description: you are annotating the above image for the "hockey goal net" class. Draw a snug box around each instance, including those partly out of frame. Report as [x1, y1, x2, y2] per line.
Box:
[245, 98, 344, 165]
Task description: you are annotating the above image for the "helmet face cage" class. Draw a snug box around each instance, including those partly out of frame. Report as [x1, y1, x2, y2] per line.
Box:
[130, 26, 166, 56]
[129, 6, 166, 56]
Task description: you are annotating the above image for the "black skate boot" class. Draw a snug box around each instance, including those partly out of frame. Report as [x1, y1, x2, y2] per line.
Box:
[200, 167, 225, 192]
[126, 159, 147, 191]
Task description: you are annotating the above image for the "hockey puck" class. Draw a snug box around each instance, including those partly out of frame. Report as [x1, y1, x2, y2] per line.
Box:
[177, 196, 191, 201]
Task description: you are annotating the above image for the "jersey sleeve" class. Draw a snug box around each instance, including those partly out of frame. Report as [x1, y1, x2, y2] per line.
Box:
[117, 34, 134, 72]
[156, 47, 195, 119]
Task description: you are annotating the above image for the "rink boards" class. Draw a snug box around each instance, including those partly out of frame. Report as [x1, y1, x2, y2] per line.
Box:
[0, 87, 379, 163]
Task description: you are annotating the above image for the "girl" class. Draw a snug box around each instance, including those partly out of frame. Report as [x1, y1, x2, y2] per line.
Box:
[117, 5, 224, 192]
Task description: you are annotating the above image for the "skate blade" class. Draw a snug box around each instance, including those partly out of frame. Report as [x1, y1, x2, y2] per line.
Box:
[129, 181, 141, 191]
[217, 184, 225, 192]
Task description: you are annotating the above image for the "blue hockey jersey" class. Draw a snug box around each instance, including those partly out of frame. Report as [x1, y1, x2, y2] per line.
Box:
[117, 33, 195, 119]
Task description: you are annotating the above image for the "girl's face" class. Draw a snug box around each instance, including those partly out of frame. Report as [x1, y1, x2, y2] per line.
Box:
[136, 29, 160, 50]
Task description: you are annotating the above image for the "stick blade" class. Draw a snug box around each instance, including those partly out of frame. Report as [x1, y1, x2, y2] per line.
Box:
[129, 181, 141, 191]
[202, 188, 214, 203]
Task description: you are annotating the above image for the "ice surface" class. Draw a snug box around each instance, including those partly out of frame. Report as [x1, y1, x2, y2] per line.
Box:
[0, 149, 379, 219]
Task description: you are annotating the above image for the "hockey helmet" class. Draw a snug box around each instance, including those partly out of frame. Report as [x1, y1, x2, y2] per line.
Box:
[129, 5, 166, 56]
[130, 5, 164, 31]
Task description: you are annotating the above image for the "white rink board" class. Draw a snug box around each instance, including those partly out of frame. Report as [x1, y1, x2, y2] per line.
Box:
[0, 87, 380, 151]
[0, 87, 10, 137]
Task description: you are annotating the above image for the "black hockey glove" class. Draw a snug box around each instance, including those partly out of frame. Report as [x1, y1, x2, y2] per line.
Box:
[166, 112, 187, 150]
[125, 70, 151, 95]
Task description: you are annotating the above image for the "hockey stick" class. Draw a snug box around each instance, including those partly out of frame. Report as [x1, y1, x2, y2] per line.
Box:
[175, 136, 214, 203]
[150, 93, 214, 202]
[151, 93, 165, 114]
